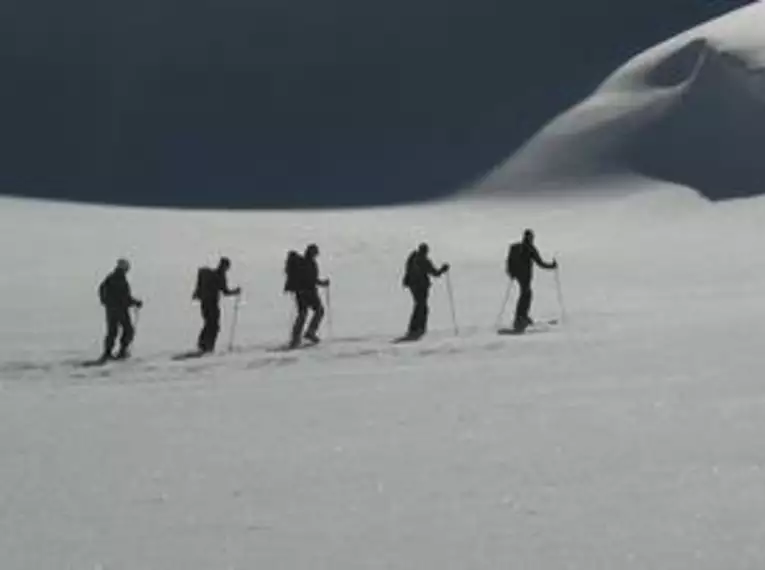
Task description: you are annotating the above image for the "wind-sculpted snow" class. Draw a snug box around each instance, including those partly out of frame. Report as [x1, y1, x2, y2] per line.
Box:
[0, 0, 750, 207]
[473, 2, 765, 201]
[629, 42, 765, 200]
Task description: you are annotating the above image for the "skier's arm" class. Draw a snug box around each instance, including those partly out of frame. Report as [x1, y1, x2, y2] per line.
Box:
[426, 259, 450, 277]
[531, 246, 557, 270]
[125, 282, 143, 308]
[314, 260, 329, 287]
[221, 275, 242, 296]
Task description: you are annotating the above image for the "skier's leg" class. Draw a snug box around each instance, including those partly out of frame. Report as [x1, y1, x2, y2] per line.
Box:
[207, 302, 221, 352]
[116, 310, 134, 358]
[407, 288, 420, 336]
[525, 288, 535, 325]
[197, 303, 209, 351]
[305, 290, 324, 339]
[420, 289, 430, 334]
[290, 293, 308, 347]
[198, 301, 220, 352]
[524, 286, 534, 325]
[514, 280, 532, 330]
[409, 288, 427, 337]
[102, 309, 118, 359]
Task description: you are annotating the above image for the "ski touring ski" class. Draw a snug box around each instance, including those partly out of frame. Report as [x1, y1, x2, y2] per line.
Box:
[497, 318, 560, 336]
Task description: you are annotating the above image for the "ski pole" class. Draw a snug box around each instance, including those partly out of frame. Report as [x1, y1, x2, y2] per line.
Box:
[445, 272, 459, 336]
[228, 295, 241, 352]
[494, 281, 513, 329]
[127, 306, 141, 355]
[554, 264, 567, 324]
[325, 284, 334, 340]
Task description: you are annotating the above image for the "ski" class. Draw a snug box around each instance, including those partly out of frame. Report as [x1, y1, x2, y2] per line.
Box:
[76, 354, 137, 368]
[497, 318, 560, 336]
[267, 339, 321, 353]
[391, 333, 424, 344]
[77, 358, 112, 368]
[171, 350, 209, 361]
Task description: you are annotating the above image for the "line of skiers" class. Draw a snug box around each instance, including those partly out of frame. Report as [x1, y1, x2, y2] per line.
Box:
[96, 229, 557, 362]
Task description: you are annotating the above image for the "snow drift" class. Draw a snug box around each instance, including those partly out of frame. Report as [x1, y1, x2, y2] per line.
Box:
[472, 1, 765, 201]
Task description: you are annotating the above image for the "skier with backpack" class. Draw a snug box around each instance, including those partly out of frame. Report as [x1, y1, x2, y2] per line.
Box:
[401, 243, 450, 340]
[506, 229, 557, 332]
[97, 258, 143, 362]
[192, 257, 242, 353]
[284, 244, 330, 348]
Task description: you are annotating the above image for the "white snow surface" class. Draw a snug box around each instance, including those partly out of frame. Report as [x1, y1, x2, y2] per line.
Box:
[3, 185, 765, 568]
[472, 1, 765, 199]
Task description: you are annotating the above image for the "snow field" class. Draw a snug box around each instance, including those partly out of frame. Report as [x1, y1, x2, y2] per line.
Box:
[2, 188, 765, 568]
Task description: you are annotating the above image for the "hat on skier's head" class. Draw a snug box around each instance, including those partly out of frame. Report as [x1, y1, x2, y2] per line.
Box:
[219, 256, 231, 270]
[417, 242, 429, 255]
[305, 243, 319, 257]
[116, 258, 131, 272]
[523, 229, 535, 243]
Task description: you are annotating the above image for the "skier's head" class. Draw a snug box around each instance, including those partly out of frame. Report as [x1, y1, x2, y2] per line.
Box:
[218, 257, 231, 272]
[305, 243, 319, 258]
[523, 229, 535, 244]
[417, 242, 429, 256]
[116, 258, 131, 273]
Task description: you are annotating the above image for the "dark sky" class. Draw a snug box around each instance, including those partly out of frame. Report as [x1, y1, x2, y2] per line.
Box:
[0, 0, 753, 208]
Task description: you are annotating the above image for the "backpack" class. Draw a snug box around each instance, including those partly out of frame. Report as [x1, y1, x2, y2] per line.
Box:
[193, 267, 216, 301]
[506, 242, 523, 279]
[284, 251, 303, 292]
[402, 251, 417, 288]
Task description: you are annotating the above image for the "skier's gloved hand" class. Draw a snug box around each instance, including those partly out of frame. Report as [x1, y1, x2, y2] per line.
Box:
[441, 263, 450, 273]
[551, 259, 559, 269]
[135, 300, 144, 308]
[233, 287, 242, 296]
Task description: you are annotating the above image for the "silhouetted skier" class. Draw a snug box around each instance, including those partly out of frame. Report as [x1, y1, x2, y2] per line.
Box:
[192, 257, 241, 353]
[285, 244, 330, 348]
[506, 229, 557, 332]
[98, 258, 143, 362]
[402, 243, 450, 339]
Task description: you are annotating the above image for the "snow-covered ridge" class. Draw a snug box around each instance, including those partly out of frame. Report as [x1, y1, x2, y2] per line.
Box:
[471, 2, 765, 201]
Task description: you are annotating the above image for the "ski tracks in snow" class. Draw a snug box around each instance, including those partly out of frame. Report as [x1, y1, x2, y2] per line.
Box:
[0, 321, 566, 388]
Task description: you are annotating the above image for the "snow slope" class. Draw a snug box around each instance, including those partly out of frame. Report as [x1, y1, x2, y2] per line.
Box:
[3, 186, 765, 568]
[473, 1, 765, 201]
